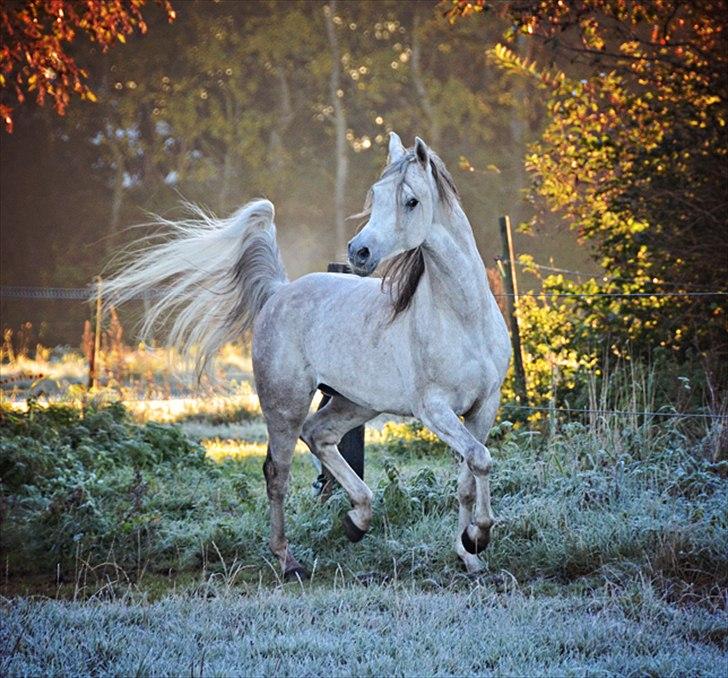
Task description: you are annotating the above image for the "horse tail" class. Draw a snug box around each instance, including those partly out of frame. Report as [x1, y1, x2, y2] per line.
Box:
[103, 199, 285, 376]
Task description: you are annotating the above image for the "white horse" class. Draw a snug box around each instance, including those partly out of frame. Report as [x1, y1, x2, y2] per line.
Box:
[104, 133, 511, 577]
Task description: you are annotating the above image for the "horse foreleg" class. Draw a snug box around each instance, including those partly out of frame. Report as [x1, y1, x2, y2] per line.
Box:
[455, 460, 484, 573]
[417, 395, 495, 563]
[301, 396, 378, 540]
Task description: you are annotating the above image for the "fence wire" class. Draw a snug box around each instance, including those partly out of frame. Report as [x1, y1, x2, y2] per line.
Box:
[504, 404, 727, 420]
[2, 285, 726, 422]
[2, 285, 727, 301]
[2, 386, 725, 421]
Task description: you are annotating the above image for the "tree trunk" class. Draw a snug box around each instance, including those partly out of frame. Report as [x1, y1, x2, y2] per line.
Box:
[324, 0, 349, 260]
[269, 67, 294, 176]
[108, 138, 125, 236]
[411, 10, 440, 149]
[219, 92, 237, 212]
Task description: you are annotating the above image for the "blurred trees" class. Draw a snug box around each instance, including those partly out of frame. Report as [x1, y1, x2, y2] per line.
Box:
[0, 0, 175, 132]
[3, 0, 553, 303]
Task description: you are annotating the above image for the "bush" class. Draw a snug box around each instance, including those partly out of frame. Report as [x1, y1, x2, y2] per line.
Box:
[0, 401, 239, 577]
[3, 397, 727, 600]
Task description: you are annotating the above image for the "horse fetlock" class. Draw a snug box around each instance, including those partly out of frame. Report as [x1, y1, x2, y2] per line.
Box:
[355, 484, 374, 507]
[350, 493, 372, 526]
[457, 485, 475, 504]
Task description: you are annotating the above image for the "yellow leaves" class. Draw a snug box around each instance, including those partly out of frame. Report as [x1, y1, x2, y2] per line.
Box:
[488, 43, 568, 95]
[458, 156, 474, 172]
[117, 33, 126, 44]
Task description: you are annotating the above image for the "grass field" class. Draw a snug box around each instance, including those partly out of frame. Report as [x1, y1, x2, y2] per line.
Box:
[1, 387, 727, 675]
[4, 582, 726, 676]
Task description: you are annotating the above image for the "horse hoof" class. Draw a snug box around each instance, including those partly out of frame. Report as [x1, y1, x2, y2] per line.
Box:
[461, 527, 489, 555]
[283, 565, 309, 581]
[343, 514, 367, 543]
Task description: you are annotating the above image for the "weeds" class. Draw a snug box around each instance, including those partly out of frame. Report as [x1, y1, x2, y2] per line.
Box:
[2, 394, 727, 603]
[1, 391, 726, 675]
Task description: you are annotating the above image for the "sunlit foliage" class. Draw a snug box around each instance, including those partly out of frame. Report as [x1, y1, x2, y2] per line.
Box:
[451, 0, 728, 405]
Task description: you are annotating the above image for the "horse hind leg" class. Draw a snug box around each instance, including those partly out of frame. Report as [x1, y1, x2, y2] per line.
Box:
[300, 395, 378, 541]
[262, 405, 311, 580]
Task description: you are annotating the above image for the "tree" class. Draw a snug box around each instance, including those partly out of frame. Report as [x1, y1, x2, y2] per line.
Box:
[323, 0, 350, 259]
[451, 0, 728, 363]
[0, 0, 175, 132]
[3, 0, 573, 343]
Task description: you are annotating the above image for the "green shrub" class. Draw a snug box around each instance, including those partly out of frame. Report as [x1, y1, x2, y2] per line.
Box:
[0, 402, 229, 576]
[3, 397, 727, 600]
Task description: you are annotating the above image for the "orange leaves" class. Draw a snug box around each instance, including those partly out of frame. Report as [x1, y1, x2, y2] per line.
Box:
[0, 0, 176, 132]
[0, 103, 13, 132]
[444, 1, 487, 23]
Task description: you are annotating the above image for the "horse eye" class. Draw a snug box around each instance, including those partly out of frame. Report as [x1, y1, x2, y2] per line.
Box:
[405, 197, 419, 210]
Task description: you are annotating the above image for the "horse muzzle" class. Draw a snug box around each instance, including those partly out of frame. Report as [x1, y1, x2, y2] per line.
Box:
[347, 240, 378, 276]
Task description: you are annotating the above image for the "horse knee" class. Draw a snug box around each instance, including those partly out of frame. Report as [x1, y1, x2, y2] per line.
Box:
[465, 444, 492, 477]
[301, 419, 337, 453]
[300, 418, 316, 450]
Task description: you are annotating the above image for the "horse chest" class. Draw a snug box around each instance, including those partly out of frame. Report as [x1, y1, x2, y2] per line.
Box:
[413, 324, 490, 408]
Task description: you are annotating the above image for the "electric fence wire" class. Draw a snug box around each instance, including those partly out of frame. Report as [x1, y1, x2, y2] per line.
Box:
[2, 285, 726, 420]
[2, 285, 727, 301]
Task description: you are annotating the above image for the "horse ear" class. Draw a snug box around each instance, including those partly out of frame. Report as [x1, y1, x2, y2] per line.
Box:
[414, 136, 429, 166]
[388, 131, 406, 163]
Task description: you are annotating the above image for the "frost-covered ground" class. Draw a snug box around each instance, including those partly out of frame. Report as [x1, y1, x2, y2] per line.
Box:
[2, 391, 727, 676]
[3, 583, 726, 676]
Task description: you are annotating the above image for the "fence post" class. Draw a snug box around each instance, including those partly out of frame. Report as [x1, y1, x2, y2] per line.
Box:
[311, 262, 366, 498]
[498, 215, 528, 405]
[88, 276, 103, 389]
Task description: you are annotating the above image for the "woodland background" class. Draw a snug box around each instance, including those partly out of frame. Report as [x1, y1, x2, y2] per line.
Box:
[1, 0, 595, 345]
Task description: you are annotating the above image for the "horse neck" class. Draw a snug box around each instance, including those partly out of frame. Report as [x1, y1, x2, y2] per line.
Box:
[418, 205, 489, 321]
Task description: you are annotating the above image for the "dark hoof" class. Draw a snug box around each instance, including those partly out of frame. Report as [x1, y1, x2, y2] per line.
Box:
[283, 565, 309, 581]
[461, 527, 490, 555]
[342, 514, 367, 543]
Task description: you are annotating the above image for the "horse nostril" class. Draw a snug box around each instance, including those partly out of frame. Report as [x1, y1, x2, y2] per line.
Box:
[355, 247, 370, 264]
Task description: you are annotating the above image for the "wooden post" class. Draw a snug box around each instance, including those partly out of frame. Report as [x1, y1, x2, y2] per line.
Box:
[312, 262, 366, 498]
[88, 277, 103, 389]
[323, 263, 364, 478]
[499, 216, 528, 405]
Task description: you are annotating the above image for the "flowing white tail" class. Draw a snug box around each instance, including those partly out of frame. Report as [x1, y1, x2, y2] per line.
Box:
[103, 199, 286, 375]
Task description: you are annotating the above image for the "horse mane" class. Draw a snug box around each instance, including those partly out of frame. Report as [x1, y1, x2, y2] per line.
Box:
[366, 149, 460, 318]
